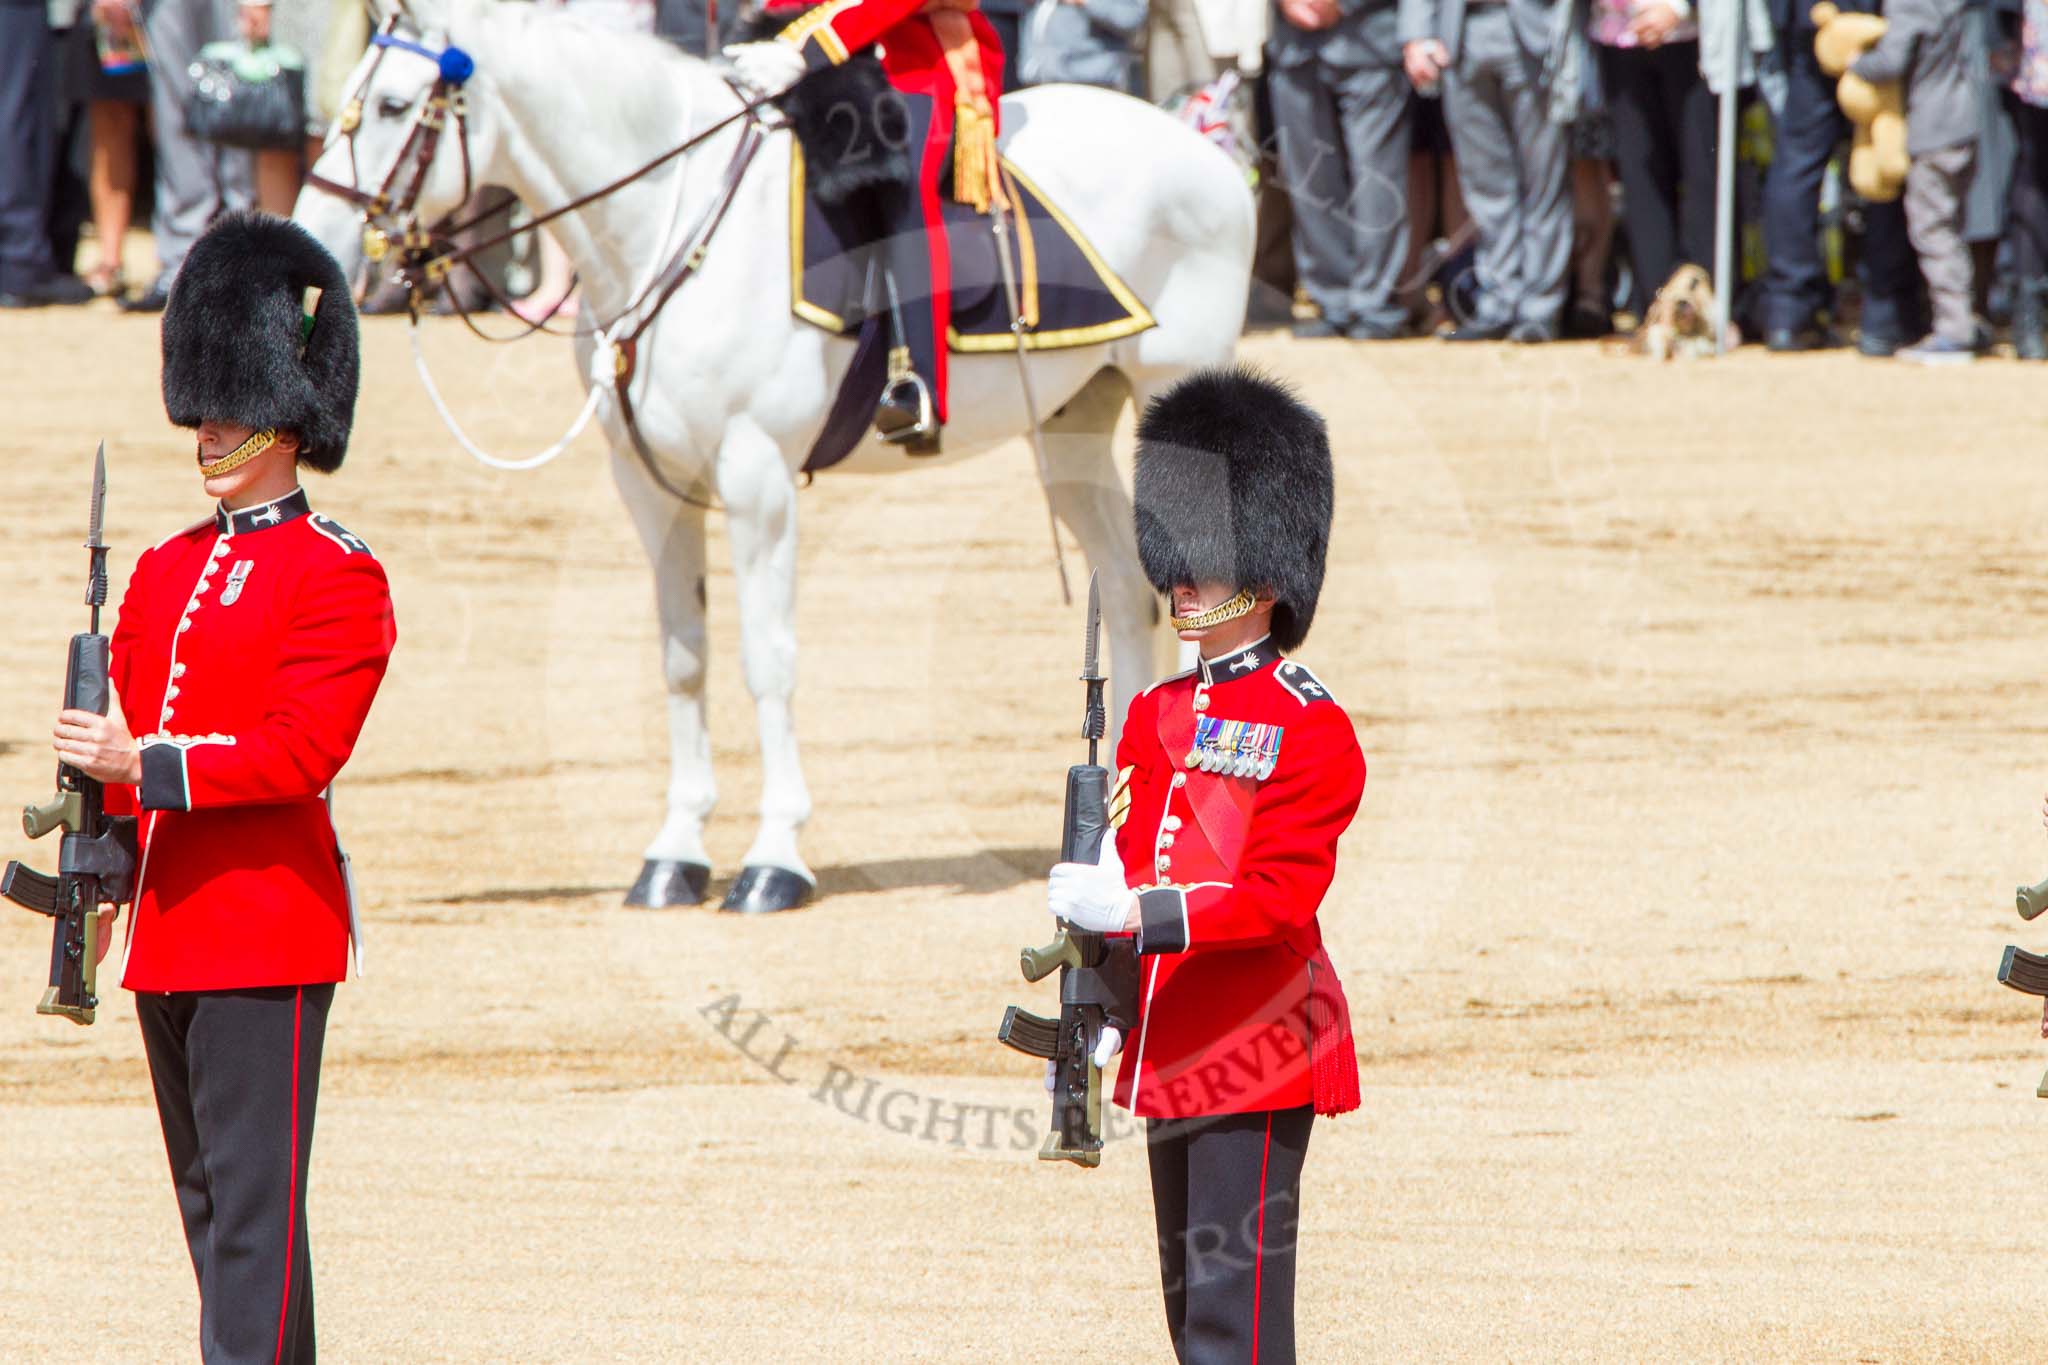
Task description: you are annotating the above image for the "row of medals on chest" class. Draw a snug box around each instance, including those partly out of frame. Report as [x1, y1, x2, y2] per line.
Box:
[1184, 684, 1282, 781]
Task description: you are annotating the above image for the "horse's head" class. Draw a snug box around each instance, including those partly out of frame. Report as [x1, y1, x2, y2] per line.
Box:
[295, 0, 504, 286]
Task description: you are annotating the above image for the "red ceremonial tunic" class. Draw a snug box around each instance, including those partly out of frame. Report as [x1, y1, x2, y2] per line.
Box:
[776, 0, 1005, 113]
[104, 488, 395, 992]
[1108, 638, 1366, 1120]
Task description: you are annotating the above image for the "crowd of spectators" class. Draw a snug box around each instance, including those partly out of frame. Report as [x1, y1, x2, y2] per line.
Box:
[1249, 0, 2046, 360]
[1, 0, 2042, 362]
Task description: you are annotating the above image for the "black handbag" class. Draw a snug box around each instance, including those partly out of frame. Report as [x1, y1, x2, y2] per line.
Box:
[184, 41, 306, 151]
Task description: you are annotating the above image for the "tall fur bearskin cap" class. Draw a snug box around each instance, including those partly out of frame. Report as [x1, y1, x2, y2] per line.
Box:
[1134, 366, 1334, 653]
[161, 211, 359, 472]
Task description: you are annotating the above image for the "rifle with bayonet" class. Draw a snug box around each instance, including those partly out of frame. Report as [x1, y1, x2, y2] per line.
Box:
[997, 571, 1138, 1165]
[2, 444, 136, 1024]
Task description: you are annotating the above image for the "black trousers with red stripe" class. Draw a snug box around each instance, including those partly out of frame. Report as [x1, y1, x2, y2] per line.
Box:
[139, 984, 332, 1365]
[1147, 1105, 1315, 1365]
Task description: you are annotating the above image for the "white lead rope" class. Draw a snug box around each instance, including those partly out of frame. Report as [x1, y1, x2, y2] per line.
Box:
[408, 319, 616, 471]
[407, 78, 701, 476]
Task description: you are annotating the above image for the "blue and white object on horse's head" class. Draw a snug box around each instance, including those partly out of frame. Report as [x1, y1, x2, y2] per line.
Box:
[373, 29, 476, 87]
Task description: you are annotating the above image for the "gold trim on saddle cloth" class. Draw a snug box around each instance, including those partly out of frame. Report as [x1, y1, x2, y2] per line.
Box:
[945, 160, 1156, 353]
[786, 144, 849, 333]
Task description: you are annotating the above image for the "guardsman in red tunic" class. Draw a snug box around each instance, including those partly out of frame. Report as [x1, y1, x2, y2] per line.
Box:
[727, 0, 1008, 449]
[50, 212, 393, 1364]
[1045, 366, 1362, 1365]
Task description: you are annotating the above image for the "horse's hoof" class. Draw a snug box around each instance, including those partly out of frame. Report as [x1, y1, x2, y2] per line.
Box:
[720, 866, 813, 914]
[626, 859, 711, 908]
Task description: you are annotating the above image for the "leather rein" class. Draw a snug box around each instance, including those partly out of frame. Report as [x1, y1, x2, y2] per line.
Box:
[304, 21, 783, 505]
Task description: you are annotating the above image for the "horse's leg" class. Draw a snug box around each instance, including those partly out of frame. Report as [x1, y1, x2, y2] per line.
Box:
[1042, 368, 1165, 751]
[612, 448, 720, 908]
[713, 421, 815, 913]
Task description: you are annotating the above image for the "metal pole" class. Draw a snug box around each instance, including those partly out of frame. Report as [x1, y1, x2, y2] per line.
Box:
[1712, 0, 1743, 354]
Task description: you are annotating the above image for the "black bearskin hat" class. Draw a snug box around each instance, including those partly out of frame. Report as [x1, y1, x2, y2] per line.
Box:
[1134, 366, 1334, 653]
[161, 211, 359, 472]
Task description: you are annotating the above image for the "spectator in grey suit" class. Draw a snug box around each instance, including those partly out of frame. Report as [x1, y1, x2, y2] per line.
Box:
[1269, 0, 1414, 338]
[1398, 0, 1569, 340]
[120, 0, 255, 312]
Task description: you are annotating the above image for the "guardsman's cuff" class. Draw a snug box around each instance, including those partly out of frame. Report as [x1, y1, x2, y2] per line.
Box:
[1136, 886, 1188, 954]
[138, 743, 192, 812]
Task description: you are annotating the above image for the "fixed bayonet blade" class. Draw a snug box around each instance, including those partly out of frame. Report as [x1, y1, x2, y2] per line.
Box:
[1080, 571, 1102, 681]
[86, 442, 106, 549]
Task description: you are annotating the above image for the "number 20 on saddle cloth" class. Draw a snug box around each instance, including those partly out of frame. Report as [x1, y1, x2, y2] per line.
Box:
[767, 0, 1153, 429]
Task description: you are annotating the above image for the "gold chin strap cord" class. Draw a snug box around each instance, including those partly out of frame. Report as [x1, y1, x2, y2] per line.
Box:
[199, 427, 279, 478]
[1174, 589, 1256, 631]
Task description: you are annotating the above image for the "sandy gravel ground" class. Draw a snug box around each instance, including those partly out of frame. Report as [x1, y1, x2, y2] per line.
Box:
[2, 300, 2046, 1362]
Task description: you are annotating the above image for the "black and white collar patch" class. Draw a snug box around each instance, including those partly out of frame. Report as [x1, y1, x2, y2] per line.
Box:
[216, 487, 311, 536]
[1276, 660, 1335, 707]
[1197, 636, 1275, 687]
[308, 513, 372, 556]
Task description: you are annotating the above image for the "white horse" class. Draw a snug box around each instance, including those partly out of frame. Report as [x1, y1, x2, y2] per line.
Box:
[295, 0, 1253, 911]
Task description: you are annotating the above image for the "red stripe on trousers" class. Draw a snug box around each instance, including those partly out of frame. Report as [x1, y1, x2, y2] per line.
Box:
[1251, 1110, 1272, 1364]
[276, 986, 303, 1365]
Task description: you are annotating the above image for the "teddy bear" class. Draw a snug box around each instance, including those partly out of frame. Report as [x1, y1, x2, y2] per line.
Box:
[1809, 2, 1908, 202]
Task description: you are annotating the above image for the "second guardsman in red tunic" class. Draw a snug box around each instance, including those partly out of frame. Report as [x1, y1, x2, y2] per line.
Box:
[51, 211, 394, 1362]
[1044, 366, 1363, 1365]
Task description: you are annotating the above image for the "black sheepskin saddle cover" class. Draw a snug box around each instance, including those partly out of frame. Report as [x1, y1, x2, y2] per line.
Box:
[734, 8, 911, 206]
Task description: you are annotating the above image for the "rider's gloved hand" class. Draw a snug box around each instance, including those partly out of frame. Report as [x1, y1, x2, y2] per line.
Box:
[724, 41, 807, 97]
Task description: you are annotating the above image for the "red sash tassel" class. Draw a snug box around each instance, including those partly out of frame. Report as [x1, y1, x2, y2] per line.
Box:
[1306, 948, 1361, 1116]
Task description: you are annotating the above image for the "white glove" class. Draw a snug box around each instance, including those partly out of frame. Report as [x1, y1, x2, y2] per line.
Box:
[1047, 835, 1135, 935]
[1044, 1026, 1124, 1091]
[724, 41, 806, 97]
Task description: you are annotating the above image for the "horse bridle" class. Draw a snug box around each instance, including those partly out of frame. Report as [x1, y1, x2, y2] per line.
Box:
[305, 19, 478, 290]
[306, 20, 790, 335]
